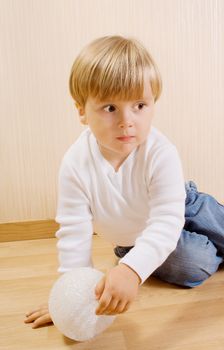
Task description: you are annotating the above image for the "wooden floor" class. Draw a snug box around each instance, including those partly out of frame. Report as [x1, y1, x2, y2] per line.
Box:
[1, 234, 224, 350]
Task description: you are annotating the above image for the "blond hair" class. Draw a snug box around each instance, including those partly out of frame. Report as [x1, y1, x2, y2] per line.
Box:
[69, 35, 162, 107]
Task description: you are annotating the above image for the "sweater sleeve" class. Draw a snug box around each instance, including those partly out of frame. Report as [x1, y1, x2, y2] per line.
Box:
[55, 157, 93, 274]
[119, 145, 186, 284]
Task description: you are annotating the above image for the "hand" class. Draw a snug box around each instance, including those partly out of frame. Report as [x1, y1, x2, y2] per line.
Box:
[95, 263, 141, 316]
[24, 303, 53, 328]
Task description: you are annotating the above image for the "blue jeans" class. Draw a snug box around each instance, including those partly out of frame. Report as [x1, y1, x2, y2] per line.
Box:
[114, 181, 224, 287]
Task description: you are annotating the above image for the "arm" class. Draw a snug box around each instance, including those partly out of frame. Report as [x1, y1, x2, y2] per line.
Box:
[118, 145, 186, 284]
[55, 157, 93, 272]
[24, 156, 93, 328]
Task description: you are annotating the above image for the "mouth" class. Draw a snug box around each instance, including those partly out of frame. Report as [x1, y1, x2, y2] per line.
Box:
[116, 136, 135, 142]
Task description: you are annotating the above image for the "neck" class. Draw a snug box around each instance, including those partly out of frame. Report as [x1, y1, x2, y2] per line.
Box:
[97, 144, 133, 172]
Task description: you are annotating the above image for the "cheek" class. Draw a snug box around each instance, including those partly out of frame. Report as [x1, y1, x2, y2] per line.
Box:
[137, 118, 152, 136]
[138, 116, 151, 127]
[104, 115, 115, 125]
[91, 119, 113, 137]
[98, 118, 115, 131]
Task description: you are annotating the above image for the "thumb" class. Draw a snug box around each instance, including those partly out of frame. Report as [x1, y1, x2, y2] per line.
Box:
[95, 276, 105, 299]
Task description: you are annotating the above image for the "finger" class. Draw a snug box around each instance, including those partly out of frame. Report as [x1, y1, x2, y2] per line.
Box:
[32, 314, 52, 328]
[103, 298, 120, 315]
[24, 311, 41, 323]
[25, 309, 40, 317]
[95, 291, 112, 315]
[95, 277, 105, 300]
[25, 303, 48, 317]
[116, 301, 131, 314]
[24, 309, 48, 323]
[106, 301, 130, 315]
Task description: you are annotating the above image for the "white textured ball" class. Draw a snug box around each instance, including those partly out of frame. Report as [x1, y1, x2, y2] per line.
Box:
[48, 267, 116, 341]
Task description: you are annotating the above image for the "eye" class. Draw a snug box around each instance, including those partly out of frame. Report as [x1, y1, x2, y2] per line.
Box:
[136, 103, 145, 110]
[103, 105, 116, 113]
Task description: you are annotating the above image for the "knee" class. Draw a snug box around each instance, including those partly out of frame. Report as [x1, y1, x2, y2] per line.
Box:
[153, 231, 222, 288]
[154, 256, 209, 288]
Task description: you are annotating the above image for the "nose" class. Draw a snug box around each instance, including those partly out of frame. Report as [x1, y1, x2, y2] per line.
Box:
[118, 110, 134, 129]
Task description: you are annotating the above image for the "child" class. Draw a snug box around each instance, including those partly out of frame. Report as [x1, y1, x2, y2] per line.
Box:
[24, 35, 224, 329]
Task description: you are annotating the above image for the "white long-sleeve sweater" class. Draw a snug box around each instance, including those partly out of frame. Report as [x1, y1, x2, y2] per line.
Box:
[55, 126, 186, 284]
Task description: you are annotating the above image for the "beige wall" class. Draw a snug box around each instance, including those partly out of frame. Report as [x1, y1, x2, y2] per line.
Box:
[1, 0, 224, 223]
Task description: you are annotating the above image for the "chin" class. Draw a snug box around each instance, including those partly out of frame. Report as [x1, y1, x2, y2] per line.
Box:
[117, 143, 137, 153]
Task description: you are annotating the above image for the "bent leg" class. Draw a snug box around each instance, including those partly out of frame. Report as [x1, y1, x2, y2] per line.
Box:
[152, 229, 223, 287]
[184, 181, 224, 256]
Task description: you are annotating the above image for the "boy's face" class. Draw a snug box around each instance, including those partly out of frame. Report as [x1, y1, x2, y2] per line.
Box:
[76, 77, 155, 167]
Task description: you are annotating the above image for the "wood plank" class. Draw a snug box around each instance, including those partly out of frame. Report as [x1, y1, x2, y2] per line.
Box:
[0, 220, 59, 242]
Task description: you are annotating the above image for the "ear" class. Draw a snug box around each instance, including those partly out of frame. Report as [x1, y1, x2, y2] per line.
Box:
[75, 102, 88, 125]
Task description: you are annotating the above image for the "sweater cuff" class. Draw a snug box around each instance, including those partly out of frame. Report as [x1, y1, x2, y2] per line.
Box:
[118, 248, 162, 285]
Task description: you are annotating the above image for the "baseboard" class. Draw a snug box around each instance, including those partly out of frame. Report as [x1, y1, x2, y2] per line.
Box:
[0, 220, 59, 242]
